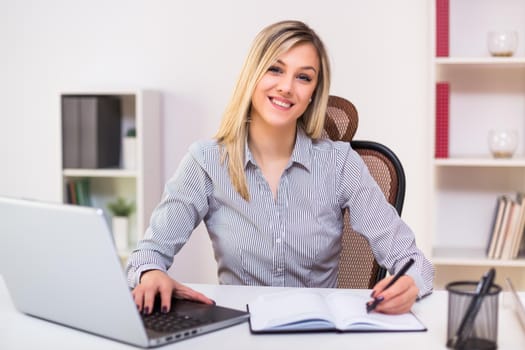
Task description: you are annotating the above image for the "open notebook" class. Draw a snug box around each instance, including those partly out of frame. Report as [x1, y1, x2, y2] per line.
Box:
[247, 289, 426, 333]
[0, 197, 249, 347]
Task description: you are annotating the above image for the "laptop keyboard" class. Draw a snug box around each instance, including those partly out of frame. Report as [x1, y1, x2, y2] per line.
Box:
[143, 312, 205, 333]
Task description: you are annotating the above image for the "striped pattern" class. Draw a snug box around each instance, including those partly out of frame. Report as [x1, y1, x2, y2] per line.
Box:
[127, 128, 434, 296]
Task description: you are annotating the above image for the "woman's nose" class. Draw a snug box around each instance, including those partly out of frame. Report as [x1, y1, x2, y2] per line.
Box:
[276, 76, 294, 96]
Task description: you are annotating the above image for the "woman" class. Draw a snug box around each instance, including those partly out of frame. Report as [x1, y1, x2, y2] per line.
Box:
[127, 20, 434, 316]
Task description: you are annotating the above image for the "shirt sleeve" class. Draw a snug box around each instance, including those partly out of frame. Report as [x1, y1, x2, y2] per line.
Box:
[337, 144, 435, 298]
[125, 148, 212, 287]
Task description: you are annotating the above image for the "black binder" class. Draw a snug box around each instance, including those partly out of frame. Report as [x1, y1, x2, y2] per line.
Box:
[62, 95, 121, 169]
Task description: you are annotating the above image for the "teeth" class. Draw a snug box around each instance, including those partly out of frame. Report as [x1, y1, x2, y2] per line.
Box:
[272, 99, 291, 108]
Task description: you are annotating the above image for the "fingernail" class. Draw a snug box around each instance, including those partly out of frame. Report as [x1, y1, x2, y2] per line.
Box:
[376, 296, 385, 302]
[136, 304, 140, 310]
[370, 291, 375, 298]
[161, 306, 168, 314]
[143, 306, 149, 315]
[211, 299, 216, 305]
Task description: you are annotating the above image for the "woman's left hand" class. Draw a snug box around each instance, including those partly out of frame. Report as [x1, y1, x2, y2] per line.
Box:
[368, 275, 419, 314]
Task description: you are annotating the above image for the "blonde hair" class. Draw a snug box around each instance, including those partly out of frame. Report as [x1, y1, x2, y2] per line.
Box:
[214, 20, 331, 200]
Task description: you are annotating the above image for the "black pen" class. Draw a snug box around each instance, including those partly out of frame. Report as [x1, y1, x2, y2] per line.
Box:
[366, 258, 415, 313]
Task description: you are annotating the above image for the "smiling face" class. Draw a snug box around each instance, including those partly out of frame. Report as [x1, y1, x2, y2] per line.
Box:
[250, 42, 320, 132]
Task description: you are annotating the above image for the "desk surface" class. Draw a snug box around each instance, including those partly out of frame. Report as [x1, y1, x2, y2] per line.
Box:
[1, 277, 524, 350]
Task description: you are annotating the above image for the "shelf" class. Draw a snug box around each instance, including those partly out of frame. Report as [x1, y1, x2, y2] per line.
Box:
[61, 89, 147, 96]
[60, 90, 162, 254]
[432, 247, 525, 267]
[434, 158, 525, 167]
[63, 168, 137, 178]
[436, 57, 525, 67]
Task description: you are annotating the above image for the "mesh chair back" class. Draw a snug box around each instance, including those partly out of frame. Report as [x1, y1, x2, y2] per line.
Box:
[321, 95, 406, 289]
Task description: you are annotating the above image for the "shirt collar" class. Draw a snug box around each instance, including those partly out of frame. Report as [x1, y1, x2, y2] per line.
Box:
[244, 126, 312, 172]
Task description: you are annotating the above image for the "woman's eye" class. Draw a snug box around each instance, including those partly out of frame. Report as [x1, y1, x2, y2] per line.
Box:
[298, 74, 312, 82]
[268, 66, 282, 74]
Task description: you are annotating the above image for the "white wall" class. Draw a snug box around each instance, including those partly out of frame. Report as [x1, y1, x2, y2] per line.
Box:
[0, 0, 432, 283]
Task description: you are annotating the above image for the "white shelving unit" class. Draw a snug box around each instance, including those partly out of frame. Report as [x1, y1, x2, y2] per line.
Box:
[431, 0, 525, 289]
[60, 89, 162, 259]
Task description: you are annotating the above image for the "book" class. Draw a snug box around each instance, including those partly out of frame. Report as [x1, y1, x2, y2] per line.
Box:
[66, 180, 78, 204]
[435, 82, 449, 158]
[74, 178, 92, 206]
[247, 289, 427, 333]
[79, 96, 121, 169]
[486, 195, 506, 258]
[500, 198, 521, 260]
[61, 97, 81, 168]
[493, 196, 514, 259]
[517, 234, 525, 258]
[436, 0, 449, 57]
[511, 193, 525, 259]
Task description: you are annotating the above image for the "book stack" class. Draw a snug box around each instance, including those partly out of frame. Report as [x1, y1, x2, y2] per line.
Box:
[435, 82, 449, 158]
[486, 193, 525, 260]
[62, 96, 122, 169]
[65, 178, 92, 206]
[436, 0, 449, 57]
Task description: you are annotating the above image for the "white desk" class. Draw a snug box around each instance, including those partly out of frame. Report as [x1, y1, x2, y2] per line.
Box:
[1, 278, 524, 350]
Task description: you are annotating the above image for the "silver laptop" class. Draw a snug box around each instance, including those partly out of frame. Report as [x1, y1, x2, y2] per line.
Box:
[505, 277, 525, 332]
[0, 196, 249, 347]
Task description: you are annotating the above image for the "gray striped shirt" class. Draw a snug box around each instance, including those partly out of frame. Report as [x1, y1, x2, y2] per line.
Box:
[127, 128, 434, 296]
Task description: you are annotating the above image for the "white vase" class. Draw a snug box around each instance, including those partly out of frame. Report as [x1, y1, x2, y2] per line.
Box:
[112, 216, 129, 253]
[122, 137, 137, 170]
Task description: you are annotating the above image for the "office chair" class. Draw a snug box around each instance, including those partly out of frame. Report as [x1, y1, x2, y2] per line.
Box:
[321, 95, 406, 289]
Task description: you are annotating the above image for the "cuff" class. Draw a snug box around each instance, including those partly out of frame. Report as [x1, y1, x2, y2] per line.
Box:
[405, 269, 432, 300]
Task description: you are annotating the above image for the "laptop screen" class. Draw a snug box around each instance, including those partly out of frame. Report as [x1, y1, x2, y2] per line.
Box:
[505, 277, 525, 332]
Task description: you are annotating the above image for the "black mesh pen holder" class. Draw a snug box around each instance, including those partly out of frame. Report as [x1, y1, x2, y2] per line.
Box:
[446, 281, 502, 350]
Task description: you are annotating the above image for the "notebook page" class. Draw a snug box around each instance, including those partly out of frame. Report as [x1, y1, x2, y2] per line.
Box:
[325, 291, 426, 331]
[248, 290, 335, 331]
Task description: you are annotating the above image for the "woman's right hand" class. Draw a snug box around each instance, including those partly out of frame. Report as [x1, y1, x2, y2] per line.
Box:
[132, 269, 214, 315]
